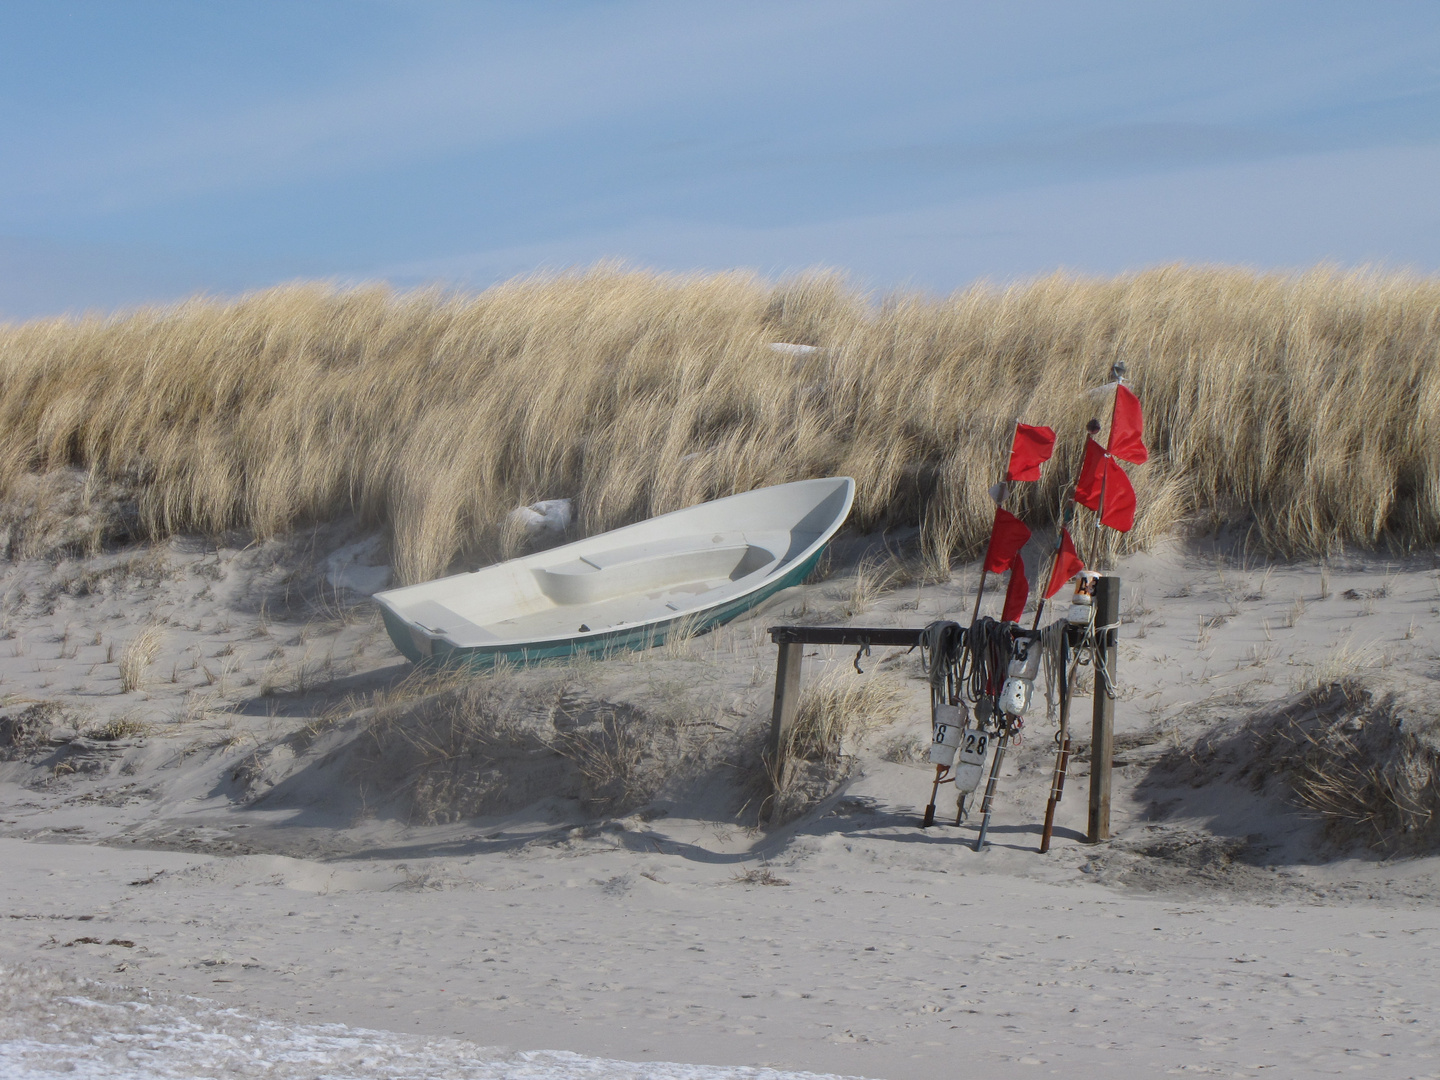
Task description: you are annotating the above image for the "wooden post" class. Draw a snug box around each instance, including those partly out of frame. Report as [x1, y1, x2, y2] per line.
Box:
[763, 626, 930, 822]
[1087, 573, 1120, 843]
[767, 641, 804, 799]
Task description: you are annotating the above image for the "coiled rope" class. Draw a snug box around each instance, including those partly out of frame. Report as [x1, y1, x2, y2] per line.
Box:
[961, 616, 1011, 704]
[919, 620, 965, 707]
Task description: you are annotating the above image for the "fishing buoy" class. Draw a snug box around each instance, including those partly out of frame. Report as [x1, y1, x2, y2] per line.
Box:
[1066, 569, 1100, 625]
[929, 704, 966, 766]
[952, 727, 990, 793]
[1008, 633, 1042, 679]
[999, 676, 1033, 717]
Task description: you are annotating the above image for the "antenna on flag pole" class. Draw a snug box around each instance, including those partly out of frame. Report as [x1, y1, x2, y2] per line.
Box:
[1092, 361, 1127, 570]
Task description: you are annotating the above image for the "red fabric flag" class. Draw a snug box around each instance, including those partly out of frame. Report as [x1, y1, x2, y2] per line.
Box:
[1073, 437, 1107, 510]
[1108, 384, 1148, 465]
[1099, 457, 1137, 532]
[1001, 553, 1029, 624]
[984, 507, 1031, 574]
[1005, 423, 1057, 482]
[1043, 528, 1086, 599]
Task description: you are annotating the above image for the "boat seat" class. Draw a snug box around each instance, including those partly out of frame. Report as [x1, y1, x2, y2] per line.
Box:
[532, 532, 776, 606]
[558, 531, 752, 574]
[400, 599, 500, 643]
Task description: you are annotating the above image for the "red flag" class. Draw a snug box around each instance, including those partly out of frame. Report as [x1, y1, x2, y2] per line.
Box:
[1001, 553, 1029, 623]
[1099, 457, 1137, 532]
[1073, 438, 1107, 510]
[1108, 385, 1148, 465]
[1043, 528, 1085, 599]
[984, 507, 1031, 574]
[1005, 423, 1057, 482]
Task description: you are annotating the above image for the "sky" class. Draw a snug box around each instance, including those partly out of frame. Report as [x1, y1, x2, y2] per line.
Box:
[2, 0, 1439, 319]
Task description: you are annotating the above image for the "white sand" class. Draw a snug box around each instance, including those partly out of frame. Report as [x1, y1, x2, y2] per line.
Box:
[3, 526, 1440, 1078]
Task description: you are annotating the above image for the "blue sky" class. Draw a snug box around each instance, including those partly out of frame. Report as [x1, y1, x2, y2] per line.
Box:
[2, 1, 1439, 318]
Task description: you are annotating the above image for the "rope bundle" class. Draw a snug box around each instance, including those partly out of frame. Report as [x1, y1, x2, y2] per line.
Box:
[921, 614, 1112, 726]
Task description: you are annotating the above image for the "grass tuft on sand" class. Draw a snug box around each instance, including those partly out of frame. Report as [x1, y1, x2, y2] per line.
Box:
[354, 666, 740, 824]
[1160, 681, 1440, 853]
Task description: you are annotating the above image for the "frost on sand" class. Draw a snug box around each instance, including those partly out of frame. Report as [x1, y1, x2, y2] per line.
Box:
[0, 965, 863, 1080]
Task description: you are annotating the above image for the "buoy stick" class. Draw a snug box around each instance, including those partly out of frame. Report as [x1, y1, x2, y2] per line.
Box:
[1040, 648, 1076, 854]
[973, 728, 1011, 852]
[971, 420, 1030, 624]
[968, 567, 990, 626]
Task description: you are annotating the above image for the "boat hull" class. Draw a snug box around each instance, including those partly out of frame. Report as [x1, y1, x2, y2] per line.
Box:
[379, 545, 824, 669]
[374, 476, 853, 669]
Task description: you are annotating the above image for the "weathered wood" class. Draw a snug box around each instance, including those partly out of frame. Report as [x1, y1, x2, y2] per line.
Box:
[767, 640, 804, 769]
[1087, 574, 1121, 844]
[767, 626, 924, 647]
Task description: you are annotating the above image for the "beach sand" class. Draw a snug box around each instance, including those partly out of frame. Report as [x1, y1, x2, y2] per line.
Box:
[3, 526, 1439, 1078]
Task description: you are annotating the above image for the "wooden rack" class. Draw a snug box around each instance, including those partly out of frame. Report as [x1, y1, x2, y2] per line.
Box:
[764, 570, 1120, 845]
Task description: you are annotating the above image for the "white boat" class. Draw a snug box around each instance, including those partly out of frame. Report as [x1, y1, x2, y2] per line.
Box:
[375, 477, 855, 666]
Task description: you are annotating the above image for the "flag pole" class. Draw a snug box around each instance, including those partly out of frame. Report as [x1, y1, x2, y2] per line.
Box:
[969, 420, 1021, 625]
[1034, 360, 1132, 625]
[1030, 414, 1101, 631]
[1091, 362, 1128, 570]
[1029, 503, 1076, 631]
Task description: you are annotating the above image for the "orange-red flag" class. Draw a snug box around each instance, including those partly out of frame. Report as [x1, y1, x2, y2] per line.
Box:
[1073, 438, 1107, 510]
[983, 507, 1031, 574]
[1043, 528, 1085, 599]
[1108, 385, 1148, 465]
[1001, 553, 1029, 624]
[1005, 423, 1057, 482]
[1099, 457, 1137, 532]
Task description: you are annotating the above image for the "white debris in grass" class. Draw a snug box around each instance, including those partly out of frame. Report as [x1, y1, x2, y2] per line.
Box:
[323, 534, 392, 596]
[767, 343, 819, 358]
[507, 499, 573, 537]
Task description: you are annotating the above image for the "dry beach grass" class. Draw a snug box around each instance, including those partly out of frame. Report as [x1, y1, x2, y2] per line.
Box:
[2, 265, 1439, 584]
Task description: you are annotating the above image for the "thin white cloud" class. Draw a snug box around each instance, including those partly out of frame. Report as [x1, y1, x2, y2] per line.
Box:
[376, 143, 1440, 292]
[3, 0, 881, 215]
[7, 1, 1439, 224]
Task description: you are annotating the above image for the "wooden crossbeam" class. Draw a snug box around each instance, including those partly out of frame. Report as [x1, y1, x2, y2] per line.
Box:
[767, 625, 925, 647]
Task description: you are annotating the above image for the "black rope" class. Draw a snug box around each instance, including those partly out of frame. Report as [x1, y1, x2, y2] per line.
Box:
[961, 616, 1012, 705]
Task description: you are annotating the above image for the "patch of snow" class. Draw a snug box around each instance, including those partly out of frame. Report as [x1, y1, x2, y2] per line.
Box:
[0, 967, 864, 1080]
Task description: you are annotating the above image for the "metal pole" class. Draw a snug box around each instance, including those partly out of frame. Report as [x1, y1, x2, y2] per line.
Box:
[974, 728, 1010, 852]
[1087, 574, 1120, 843]
[1039, 638, 1073, 854]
